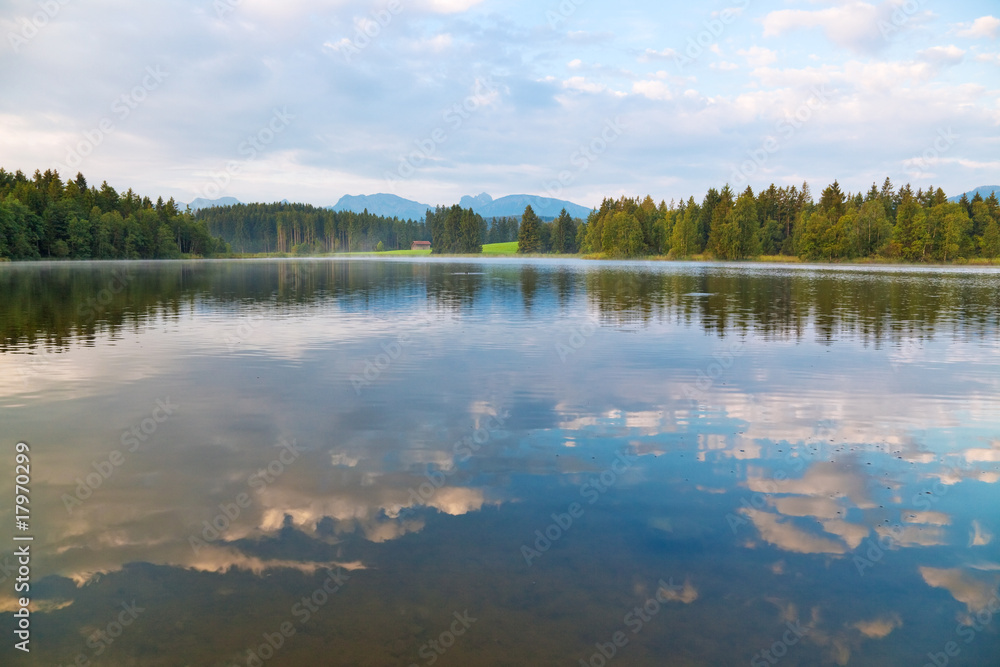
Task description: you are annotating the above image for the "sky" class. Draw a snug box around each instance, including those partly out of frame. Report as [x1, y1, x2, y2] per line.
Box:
[1, 0, 998, 209]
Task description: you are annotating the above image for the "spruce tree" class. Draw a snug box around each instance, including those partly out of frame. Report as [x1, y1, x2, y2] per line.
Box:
[551, 209, 575, 253]
[517, 205, 541, 253]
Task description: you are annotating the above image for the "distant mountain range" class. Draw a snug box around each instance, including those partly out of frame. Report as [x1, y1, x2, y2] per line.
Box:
[459, 193, 593, 219]
[331, 192, 593, 220]
[948, 186, 1000, 203]
[180, 196, 242, 211]
[330, 194, 433, 220]
[183, 192, 593, 220]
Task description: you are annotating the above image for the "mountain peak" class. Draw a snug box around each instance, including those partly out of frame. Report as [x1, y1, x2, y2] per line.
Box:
[181, 196, 242, 212]
[329, 192, 592, 221]
[331, 193, 434, 220]
[948, 185, 1000, 203]
[460, 194, 592, 219]
[460, 192, 494, 208]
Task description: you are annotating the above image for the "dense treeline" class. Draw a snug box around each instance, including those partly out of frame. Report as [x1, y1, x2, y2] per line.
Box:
[486, 216, 520, 244]
[517, 207, 582, 254]
[426, 205, 486, 254]
[0, 169, 228, 260]
[426, 206, 525, 253]
[197, 202, 429, 254]
[576, 179, 1000, 261]
[5, 167, 997, 264]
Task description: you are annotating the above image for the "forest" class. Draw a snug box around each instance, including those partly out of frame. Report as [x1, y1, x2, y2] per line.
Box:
[0, 169, 228, 260]
[196, 202, 521, 255]
[196, 202, 429, 254]
[568, 180, 1000, 261]
[3, 167, 998, 264]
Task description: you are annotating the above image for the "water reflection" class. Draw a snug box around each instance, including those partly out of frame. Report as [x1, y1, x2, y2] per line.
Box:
[3, 260, 999, 350]
[0, 258, 998, 666]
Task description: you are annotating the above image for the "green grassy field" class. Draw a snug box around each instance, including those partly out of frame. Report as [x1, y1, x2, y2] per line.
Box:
[346, 242, 519, 257]
[482, 242, 518, 255]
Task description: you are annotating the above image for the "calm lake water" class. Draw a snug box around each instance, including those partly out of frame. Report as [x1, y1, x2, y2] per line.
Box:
[1, 258, 999, 666]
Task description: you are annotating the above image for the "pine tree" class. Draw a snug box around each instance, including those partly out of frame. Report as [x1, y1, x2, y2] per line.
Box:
[517, 205, 541, 253]
[551, 209, 575, 253]
[818, 180, 846, 221]
[457, 208, 483, 253]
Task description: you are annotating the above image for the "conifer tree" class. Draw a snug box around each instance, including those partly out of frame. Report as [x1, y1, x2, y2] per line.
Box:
[517, 205, 541, 253]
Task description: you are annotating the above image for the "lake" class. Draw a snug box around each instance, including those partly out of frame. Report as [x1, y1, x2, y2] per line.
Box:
[1, 258, 999, 666]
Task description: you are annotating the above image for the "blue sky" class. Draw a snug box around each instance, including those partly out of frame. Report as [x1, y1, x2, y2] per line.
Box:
[1, 0, 998, 208]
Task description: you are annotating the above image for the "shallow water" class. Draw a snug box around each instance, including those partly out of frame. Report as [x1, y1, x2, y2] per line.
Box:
[1, 258, 999, 666]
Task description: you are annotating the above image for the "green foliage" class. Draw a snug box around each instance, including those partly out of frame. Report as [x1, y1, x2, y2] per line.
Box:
[575, 220, 590, 253]
[818, 180, 846, 221]
[424, 204, 484, 254]
[2, 165, 995, 263]
[197, 201, 428, 254]
[551, 209, 577, 253]
[669, 199, 700, 257]
[798, 210, 832, 260]
[67, 215, 92, 258]
[426, 204, 483, 254]
[710, 186, 761, 260]
[758, 218, 783, 256]
[979, 216, 1000, 258]
[486, 216, 519, 244]
[517, 205, 542, 253]
[706, 186, 735, 257]
[0, 168, 225, 259]
[856, 199, 892, 257]
[601, 211, 644, 257]
[893, 195, 928, 261]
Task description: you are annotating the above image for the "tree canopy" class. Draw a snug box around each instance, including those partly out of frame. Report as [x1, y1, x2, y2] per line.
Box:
[0, 168, 227, 259]
[3, 167, 997, 264]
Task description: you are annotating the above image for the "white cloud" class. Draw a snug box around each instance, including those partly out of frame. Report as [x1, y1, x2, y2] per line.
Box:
[956, 16, 1000, 39]
[641, 48, 679, 62]
[563, 76, 607, 94]
[918, 45, 966, 66]
[853, 614, 902, 639]
[820, 519, 869, 549]
[741, 509, 848, 554]
[903, 510, 951, 525]
[425, 33, 454, 52]
[920, 567, 1000, 613]
[768, 496, 844, 520]
[970, 520, 994, 547]
[659, 579, 699, 604]
[632, 80, 672, 101]
[762, 2, 889, 54]
[875, 524, 947, 547]
[417, 0, 486, 13]
[738, 46, 777, 67]
[2, 0, 997, 207]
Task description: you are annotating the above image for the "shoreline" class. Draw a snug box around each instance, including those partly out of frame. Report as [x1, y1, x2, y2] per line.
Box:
[3, 253, 999, 269]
